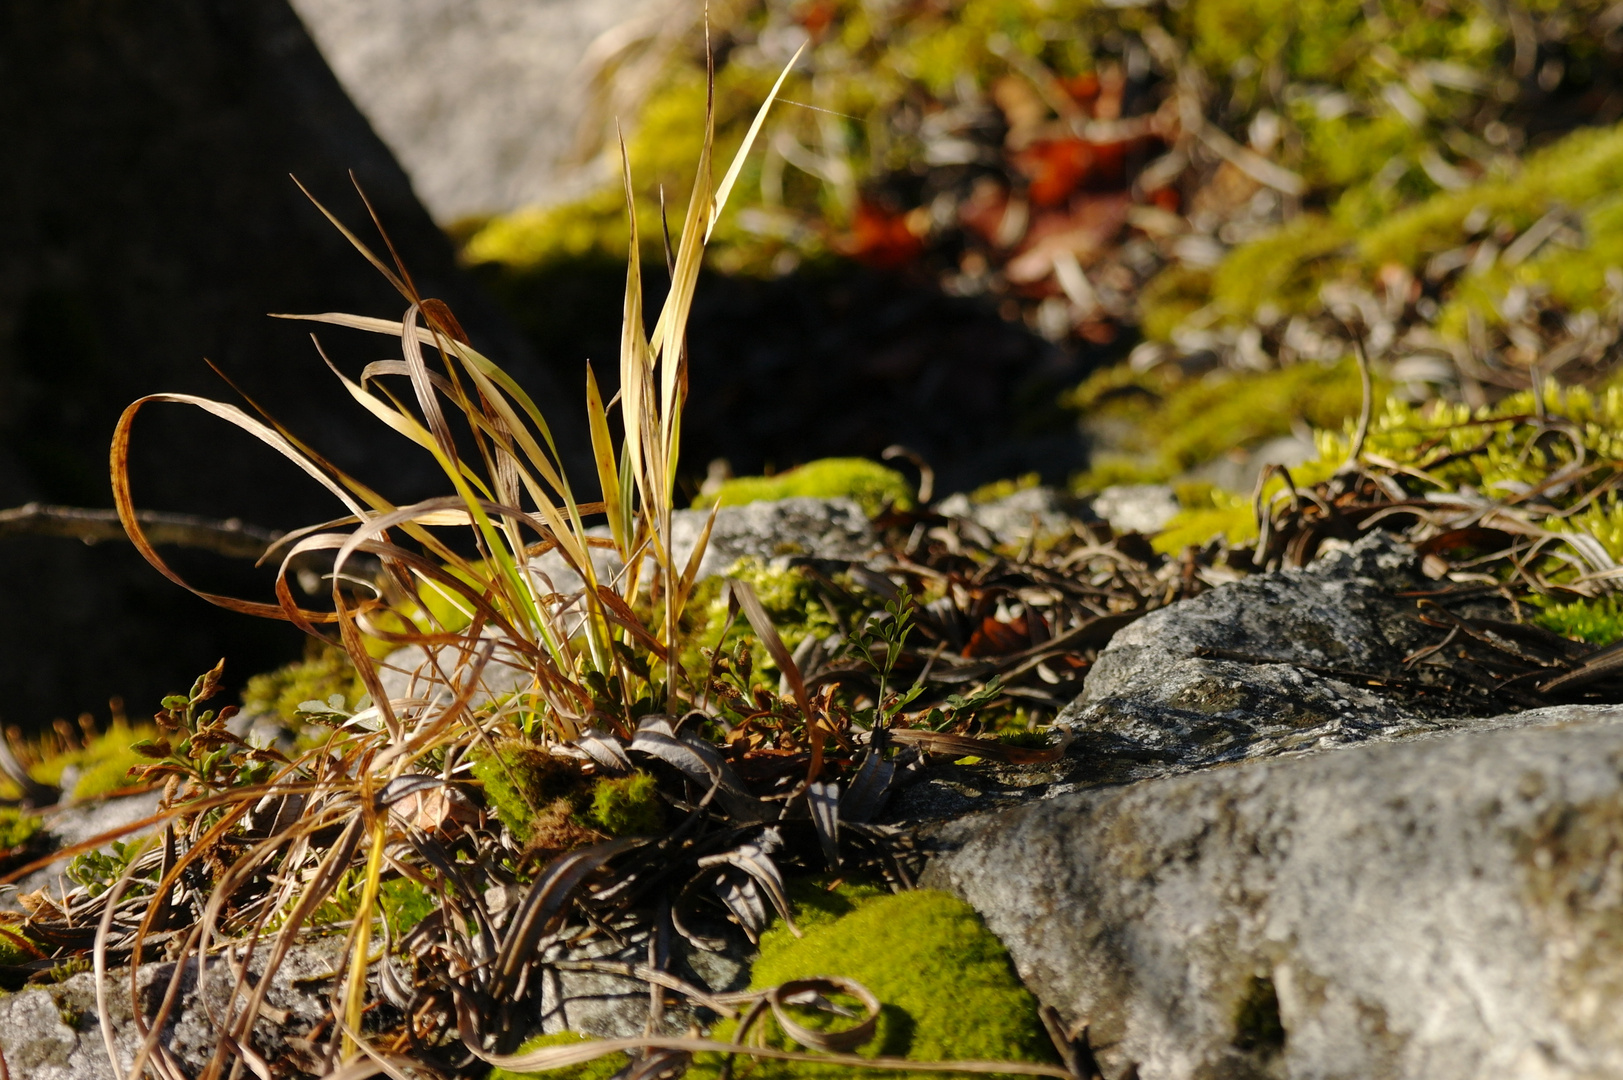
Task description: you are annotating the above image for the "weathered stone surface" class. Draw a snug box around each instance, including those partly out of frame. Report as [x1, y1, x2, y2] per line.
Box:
[920, 706, 1623, 1080]
[937, 486, 1091, 546]
[1092, 484, 1180, 535]
[0, 938, 348, 1080]
[1055, 533, 1491, 787]
[288, 0, 671, 221]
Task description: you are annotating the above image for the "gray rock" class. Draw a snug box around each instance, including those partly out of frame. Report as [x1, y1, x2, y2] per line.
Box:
[936, 486, 1090, 546]
[920, 705, 1623, 1080]
[1092, 484, 1180, 535]
[289, 0, 678, 221]
[1056, 533, 1484, 786]
[0, 938, 348, 1080]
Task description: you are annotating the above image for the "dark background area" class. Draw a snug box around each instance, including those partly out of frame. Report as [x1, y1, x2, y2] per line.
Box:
[0, 0, 583, 729]
[0, 0, 1079, 732]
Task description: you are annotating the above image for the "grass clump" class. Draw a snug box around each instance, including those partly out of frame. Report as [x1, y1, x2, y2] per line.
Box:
[693, 881, 1054, 1078]
[694, 458, 914, 517]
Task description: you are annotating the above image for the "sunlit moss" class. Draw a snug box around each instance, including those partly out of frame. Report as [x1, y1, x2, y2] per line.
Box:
[587, 770, 665, 837]
[1210, 215, 1354, 323]
[0, 807, 42, 854]
[242, 641, 367, 725]
[1071, 358, 1369, 489]
[468, 739, 578, 842]
[1532, 595, 1623, 647]
[690, 880, 1054, 1078]
[693, 458, 914, 516]
[29, 722, 157, 801]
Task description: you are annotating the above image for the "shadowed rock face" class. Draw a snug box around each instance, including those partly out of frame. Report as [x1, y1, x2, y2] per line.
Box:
[0, 0, 583, 727]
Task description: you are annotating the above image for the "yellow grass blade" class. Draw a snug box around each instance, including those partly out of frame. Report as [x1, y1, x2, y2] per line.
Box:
[707, 42, 806, 243]
[585, 363, 627, 554]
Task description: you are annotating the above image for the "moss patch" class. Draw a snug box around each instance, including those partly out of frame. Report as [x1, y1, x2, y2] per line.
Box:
[29, 722, 157, 801]
[1071, 359, 1369, 489]
[242, 640, 366, 724]
[694, 458, 915, 517]
[468, 739, 580, 842]
[587, 771, 665, 837]
[692, 881, 1053, 1078]
[0, 808, 42, 858]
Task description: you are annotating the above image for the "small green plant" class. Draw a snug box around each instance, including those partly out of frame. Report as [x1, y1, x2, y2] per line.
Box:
[66, 837, 155, 899]
[840, 588, 923, 726]
[129, 660, 285, 796]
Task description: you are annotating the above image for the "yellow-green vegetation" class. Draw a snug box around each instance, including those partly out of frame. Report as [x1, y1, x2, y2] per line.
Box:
[1071, 358, 1370, 489]
[378, 877, 437, 936]
[1164, 120, 1623, 338]
[588, 770, 665, 837]
[242, 640, 367, 723]
[694, 458, 914, 516]
[468, 739, 576, 842]
[691, 880, 1054, 1078]
[686, 557, 841, 665]
[469, 742, 666, 845]
[0, 927, 42, 967]
[0, 807, 42, 854]
[1532, 595, 1623, 647]
[29, 722, 156, 801]
[1149, 380, 1623, 567]
[487, 1032, 628, 1080]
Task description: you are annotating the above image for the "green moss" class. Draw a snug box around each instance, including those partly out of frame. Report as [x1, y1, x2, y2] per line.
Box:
[1210, 216, 1354, 324]
[242, 641, 367, 725]
[1138, 265, 1215, 343]
[691, 882, 1053, 1078]
[468, 740, 576, 842]
[0, 927, 41, 967]
[1071, 359, 1369, 489]
[1532, 595, 1623, 647]
[378, 877, 438, 937]
[30, 722, 158, 801]
[1143, 381, 1623, 561]
[693, 458, 915, 517]
[684, 556, 842, 673]
[587, 771, 665, 837]
[488, 1032, 629, 1080]
[969, 473, 1041, 504]
[0, 808, 41, 854]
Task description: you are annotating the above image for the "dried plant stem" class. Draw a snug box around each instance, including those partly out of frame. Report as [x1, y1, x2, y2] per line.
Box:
[0, 502, 279, 559]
